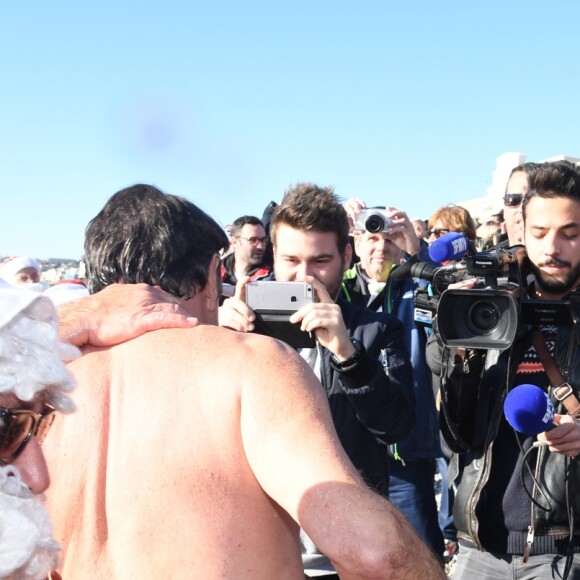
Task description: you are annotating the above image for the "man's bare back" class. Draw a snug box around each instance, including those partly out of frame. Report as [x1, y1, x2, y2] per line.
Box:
[45, 324, 443, 579]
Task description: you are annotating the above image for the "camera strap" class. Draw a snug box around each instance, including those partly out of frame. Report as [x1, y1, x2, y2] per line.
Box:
[532, 329, 580, 418]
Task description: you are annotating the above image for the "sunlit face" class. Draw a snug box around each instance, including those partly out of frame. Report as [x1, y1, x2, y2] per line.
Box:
[504, 171, 527, 245]
[273, 224, 351, 300]
[524, 196, 580, 299]
[354, 232, 403, 282]
[232, 223, 267, 269]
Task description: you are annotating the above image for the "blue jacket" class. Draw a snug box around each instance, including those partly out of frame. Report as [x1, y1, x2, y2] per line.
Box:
[320, 299, 415, 494]
[341, 260, 441, 461]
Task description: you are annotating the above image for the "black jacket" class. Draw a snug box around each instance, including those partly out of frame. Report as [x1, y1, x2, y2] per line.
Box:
[427, 315, 580, 555]
[319, 299, 415, 495]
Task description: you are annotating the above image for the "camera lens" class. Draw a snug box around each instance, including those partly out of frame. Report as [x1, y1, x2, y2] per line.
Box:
[365, 215, 385, 233]
[467, 300, 500, 334]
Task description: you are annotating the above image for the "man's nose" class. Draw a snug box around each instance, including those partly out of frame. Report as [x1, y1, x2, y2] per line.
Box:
[543, 232, 560, 257]
[293, 263, 316, 281]
[12, 437, 50, 494]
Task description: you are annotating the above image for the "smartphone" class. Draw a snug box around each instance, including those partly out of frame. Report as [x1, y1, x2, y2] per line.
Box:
[245, 281, 316, 348]
[246, 281, 314, 313]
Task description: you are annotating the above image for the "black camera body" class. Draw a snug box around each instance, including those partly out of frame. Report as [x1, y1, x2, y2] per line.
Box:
[411, 246, 577, 350]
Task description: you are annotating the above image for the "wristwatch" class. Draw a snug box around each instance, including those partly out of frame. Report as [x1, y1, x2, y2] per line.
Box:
[330, 337, 366, 372]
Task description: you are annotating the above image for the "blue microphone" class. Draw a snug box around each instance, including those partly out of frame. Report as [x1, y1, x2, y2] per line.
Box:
[428, 232, 471, 263]
[503, 384, 555, 435]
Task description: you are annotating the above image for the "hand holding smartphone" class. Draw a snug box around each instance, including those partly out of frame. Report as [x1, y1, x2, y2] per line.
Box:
[246, 281, 316, 348]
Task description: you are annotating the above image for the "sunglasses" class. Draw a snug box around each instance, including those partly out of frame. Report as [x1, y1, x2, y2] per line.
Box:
[504, 193, 524, 208]
[0, 403, 56, 464]
[428, 228, 451, 238]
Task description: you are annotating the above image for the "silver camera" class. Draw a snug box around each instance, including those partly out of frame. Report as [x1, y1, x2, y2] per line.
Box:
[353, 208, 392, 234]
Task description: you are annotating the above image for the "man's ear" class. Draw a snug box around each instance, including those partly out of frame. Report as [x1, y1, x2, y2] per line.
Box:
[343, 242, 353, 269]
[205, 254, 221, 312]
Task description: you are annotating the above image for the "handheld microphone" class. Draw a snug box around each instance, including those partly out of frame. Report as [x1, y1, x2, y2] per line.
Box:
[428, 232, 471, 263]
[503, 384, 555, 435]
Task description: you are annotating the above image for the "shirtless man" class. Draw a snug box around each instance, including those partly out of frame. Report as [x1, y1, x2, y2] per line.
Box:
[44, 184, 444, 579]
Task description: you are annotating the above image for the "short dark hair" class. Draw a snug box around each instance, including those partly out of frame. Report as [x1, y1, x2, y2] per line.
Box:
[230, 215, 264, 238]
[270, 183, 350, 254]
[523, 162, 580, 219]
[84, 184, 229, 297]
[505, 162, 539, 193]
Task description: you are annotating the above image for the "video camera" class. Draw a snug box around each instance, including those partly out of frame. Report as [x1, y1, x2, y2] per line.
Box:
[397, 232, 577, 349]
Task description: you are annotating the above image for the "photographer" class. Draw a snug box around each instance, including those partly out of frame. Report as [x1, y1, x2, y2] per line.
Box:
[427, 162, 580, 579]
[220, 184, 417, 578]
[342, 199, 444, 559]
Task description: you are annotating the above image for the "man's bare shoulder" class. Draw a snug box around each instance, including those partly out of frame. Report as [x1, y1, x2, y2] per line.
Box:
[107, 324, 305, 374]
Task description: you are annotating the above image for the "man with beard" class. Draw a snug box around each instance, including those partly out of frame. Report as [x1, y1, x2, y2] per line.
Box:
[220, 215, 272, 286]
[220, 183, 417, 578]
[43, 184, 443, 579]
[0, 284, 78, 579]
[427, 161, 580, 579]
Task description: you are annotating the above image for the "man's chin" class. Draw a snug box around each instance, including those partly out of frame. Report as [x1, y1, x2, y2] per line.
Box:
[536, 272, 578, 296]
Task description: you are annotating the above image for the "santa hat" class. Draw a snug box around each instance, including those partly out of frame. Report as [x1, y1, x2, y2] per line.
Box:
[0, 288, 78, 411]
[0, 257, 42, 285]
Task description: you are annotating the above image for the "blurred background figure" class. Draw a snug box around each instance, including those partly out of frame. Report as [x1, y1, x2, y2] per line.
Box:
[476, 209, 506, 251]
[411, 217, 428, 241]
[0, 257, 47, 292]
[0, 285, 77, 579]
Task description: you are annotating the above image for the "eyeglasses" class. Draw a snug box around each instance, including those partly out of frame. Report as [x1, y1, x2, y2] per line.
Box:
[428, 228, 451, 238]
[236, 236, 268, 246]
[0, 403, 56, 464]
[504, 194, 524, 208]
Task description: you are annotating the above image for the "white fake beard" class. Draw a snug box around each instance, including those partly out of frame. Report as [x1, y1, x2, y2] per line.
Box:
[10, 283, 49, 293]
[0, 466, 60, 579]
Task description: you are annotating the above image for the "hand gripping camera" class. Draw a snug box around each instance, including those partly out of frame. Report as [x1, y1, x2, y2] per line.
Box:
[353, 208, 392, 234]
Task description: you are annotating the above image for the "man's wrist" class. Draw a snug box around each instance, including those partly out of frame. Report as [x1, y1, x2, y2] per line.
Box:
[58, 299, 92, 346]
[330, 338, 366, 372]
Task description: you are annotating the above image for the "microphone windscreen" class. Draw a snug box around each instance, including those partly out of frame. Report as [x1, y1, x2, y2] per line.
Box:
[504, 384, 555, 435]
[428, 232, 470, 263]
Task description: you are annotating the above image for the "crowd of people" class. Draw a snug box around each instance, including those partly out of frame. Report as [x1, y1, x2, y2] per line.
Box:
[0, 158, 579, 579]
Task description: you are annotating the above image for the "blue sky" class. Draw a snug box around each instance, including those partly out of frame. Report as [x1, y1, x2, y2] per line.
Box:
[1, 1, 579, 259]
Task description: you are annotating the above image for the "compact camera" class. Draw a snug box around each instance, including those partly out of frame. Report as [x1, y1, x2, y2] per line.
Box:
[353, 208, 392, 234]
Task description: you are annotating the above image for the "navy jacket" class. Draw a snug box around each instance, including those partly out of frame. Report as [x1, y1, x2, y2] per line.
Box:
[341, 266, 440, 461]
[318, 299, 415, 495]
